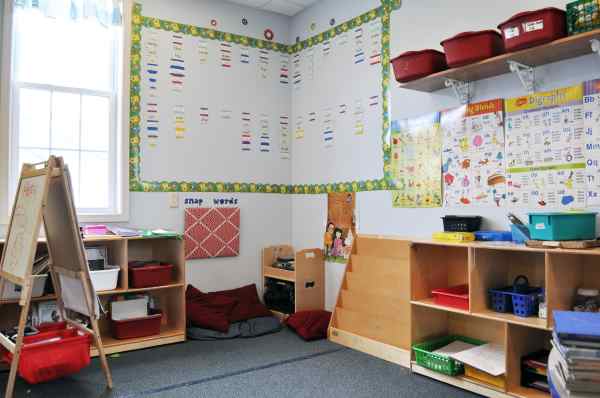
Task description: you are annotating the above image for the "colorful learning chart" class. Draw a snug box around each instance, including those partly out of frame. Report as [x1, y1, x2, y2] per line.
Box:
[441, 99, 507, 207]
[505, 85, 586, 209]
[391, 114, 443, 208]
[583, 79, 600, 207]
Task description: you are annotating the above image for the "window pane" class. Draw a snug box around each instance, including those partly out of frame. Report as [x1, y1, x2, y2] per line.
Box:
[51, 149, 80, 204]
[81, 95, 110, 151]
[14, 10, 116, 91]
[51, 92, 80, 150]
[19, 149, 49, 170]
[18, 88, 50, 148]
[80, 151, 109, 210]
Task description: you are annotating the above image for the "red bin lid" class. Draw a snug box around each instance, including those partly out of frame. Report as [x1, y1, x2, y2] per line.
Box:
[440, 30, 502, 46]
[391, 49, 444, 63]
[498, 7, 565, 29]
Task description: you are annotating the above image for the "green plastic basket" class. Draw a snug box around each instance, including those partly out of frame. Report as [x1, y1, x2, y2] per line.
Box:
[567, 0, 600, 35]
[412, 335, 485, 376]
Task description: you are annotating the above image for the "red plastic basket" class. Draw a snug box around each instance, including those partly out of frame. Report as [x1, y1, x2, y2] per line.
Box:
[1, 327, 91, 384]
[498, 8, 566, 52]
[111, 309, 163, 340]
[391, 49, 447, 83]
[432, 285, 469, 310]
[129, 262, 174, 288]
[441, 30, 504, 68]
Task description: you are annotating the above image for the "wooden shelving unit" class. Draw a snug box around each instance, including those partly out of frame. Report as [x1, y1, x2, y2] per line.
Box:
[328, 235, 412, 367]
[261, 245, 324, 316]
[0, 236, 186, 356]
[330, 236, 600, 398]
[397, 29, 600, 92]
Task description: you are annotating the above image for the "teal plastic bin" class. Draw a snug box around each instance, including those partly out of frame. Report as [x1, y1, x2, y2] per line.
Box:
[528, 212, 597, 241]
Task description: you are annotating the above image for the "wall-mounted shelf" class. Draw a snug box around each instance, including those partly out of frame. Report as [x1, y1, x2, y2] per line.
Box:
[398, 29, 600, 93]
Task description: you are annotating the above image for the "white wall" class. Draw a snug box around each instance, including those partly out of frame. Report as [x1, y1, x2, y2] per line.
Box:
[131, 0, 294, 294]
[293, 0, 600, 251]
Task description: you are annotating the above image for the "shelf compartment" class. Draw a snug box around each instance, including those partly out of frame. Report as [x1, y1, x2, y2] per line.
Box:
[398, 29, 600, 92]
[506, 324, 551, 398]
[470, 248, 546, 327]
[411, 298, 470, 315]
[85, 239, 127, 292]
[262, 266, 295, 282]
[546, 252, 600, 328]
[91, 325, 185, 356]
[127, 238, 185, 286]
[410, 243, 469, 305]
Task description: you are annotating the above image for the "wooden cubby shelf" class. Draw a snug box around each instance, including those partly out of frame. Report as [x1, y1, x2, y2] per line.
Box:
[261, 245, 324, 316]
[398, 29, 600, 92]
[0, 236, 186, 356]
[330, 236, 600, 398]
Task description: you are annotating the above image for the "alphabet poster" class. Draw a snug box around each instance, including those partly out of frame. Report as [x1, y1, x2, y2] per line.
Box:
[583, 79, 600, 207]
[505, 85, 586, 209]
[391, 114, 442, 208]
[441, 99, 507, 207]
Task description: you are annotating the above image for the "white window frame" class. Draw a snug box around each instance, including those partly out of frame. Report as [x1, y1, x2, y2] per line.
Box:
[0, 0, 131, 224]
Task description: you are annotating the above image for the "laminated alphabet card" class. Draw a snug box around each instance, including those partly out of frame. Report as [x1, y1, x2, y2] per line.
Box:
[505, 85, 586, 209]
[441, 99, 506, 207]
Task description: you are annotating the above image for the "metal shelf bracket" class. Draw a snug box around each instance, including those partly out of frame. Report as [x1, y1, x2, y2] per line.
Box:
[508, 60, 535, 93]
[591, 39, 600, 57]
[444, 78, 471, 105]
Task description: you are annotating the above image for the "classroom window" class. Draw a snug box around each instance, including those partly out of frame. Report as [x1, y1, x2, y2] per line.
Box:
[8, 1, 124, 217]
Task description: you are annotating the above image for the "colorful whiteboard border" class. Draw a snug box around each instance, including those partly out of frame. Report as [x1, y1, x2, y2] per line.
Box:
[129, 1, 400, 194]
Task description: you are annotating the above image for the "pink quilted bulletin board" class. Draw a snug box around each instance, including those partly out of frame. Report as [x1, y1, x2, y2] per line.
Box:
[184, 207, 240, 259]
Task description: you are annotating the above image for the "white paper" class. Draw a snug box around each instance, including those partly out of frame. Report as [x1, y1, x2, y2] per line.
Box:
[59, 274, 100, 319]
[111, 297, 149, 321]
[433, 341, 478, 357]
[450, 343, 506, 376]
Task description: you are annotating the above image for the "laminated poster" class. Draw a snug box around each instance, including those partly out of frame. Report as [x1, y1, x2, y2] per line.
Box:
[583, 79, 600, 207]
[391, 114, 442, 208]
[505, 85, 586, 209]
[441, 99, 507, 207]
[324, 192, 356, 263]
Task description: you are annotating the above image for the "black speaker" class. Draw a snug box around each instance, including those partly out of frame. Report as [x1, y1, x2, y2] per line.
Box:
[263, 278, 295, 314]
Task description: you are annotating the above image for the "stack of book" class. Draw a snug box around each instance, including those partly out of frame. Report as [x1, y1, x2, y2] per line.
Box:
[551, 311, 600, 395]
[521, 350, 549, 393]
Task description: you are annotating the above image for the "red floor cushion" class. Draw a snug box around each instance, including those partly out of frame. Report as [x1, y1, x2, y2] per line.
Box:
[287, 310, 331, 341]
[211, 284, 272, 323]
[186, 285, 238, 333]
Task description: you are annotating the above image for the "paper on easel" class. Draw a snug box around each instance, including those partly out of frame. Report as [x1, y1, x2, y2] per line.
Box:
[450, 343, 506, 376]
[59, 274, 100, 319]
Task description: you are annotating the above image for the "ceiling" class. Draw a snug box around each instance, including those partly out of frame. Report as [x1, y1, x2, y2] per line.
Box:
[225, 0, 320, 16]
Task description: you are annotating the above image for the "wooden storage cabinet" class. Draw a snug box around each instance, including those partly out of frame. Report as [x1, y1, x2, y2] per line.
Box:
[261, 245, 324, 316]
[0, 236, 186, 356]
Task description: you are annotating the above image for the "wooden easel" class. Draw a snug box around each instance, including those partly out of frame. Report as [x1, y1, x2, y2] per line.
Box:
[0, 156, 113, 398]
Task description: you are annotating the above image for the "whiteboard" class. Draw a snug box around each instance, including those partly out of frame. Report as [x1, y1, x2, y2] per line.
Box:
[291, 17, 385, 185]
[139, 27, 292, 185]
[1, 174, 47, 280]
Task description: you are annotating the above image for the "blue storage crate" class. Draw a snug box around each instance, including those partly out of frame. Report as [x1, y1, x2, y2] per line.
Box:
[488, 276, 543, 318]
[474, 230, 512, 241]
[489, 287, 513, 313]
[528, 212, 597, 241]
[511, 290, 542, 317]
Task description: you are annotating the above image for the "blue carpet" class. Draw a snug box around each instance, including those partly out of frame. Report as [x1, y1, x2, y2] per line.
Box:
[0, 328, 481, 397]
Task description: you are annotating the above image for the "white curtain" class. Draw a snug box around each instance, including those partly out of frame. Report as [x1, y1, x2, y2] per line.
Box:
[14, 0, 122, 26]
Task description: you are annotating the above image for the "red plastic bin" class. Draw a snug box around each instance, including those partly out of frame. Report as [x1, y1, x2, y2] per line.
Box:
[391, 49, 447, 83]
[431, 285, 469, 311]
[441, 30, 504, 68]
[1, 326, 91, 384]
[129, 261, 174, 288]
[498, 8, 566, 52]
[111, 309, 163, 340]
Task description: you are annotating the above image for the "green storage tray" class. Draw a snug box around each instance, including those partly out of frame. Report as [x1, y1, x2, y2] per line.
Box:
[412, 335, 485, 376]
[567, 0, 600, 35]
[528, 212, 597, 241]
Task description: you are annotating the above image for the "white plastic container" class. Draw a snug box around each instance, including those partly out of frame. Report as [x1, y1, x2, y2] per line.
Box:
[90, 266, 120, 292]
[1, 274, 48, 299]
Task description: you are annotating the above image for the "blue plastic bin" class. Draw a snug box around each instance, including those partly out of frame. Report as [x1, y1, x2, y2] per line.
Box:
[528, 212, 597, 241]
[489, 276, 542, 318]
[474, 231, 512, 241]
[511, 224, 530, 244]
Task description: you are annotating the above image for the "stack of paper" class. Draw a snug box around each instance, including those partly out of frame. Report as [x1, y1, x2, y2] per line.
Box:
[450, 343, 506, 377]
[552, 311, 600, 394]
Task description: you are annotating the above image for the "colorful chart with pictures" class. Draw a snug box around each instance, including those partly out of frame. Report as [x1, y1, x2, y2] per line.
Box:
[583, 79, 600, 207]
[441, 99, 507, 207]
[391, 114, 442, 208]
[505, 85, 586, 209]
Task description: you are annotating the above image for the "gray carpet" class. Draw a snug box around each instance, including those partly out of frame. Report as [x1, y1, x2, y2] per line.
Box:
[1, 328, 481, 398]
